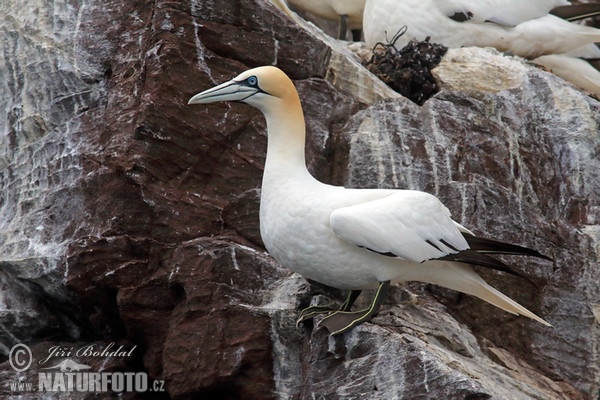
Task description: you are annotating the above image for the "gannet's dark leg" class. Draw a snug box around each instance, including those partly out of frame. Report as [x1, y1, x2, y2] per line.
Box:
[340, 289, 362, 311]
[351, 29, 362, 42]
[296, 289, 362, 327]
[318, 281, 391, 335]
[338, 14, 349, 40]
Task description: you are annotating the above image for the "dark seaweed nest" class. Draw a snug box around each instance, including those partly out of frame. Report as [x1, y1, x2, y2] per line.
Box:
[364, 27, 448, 105]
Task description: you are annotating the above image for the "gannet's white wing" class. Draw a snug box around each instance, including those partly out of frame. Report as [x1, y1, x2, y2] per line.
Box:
[433, 0, 569, 26]
[330, 190, 468, 262]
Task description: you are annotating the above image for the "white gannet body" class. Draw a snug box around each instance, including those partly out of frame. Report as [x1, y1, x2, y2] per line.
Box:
[287, 0, 365, 28]
[433, 0, 568, 26]
[189, 66, 552, 334]
[271, 0, 366, 40]
[363, 0, 600, 59]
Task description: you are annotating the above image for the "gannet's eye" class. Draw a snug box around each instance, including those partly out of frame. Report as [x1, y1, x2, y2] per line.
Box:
[246, 76, 258, 87]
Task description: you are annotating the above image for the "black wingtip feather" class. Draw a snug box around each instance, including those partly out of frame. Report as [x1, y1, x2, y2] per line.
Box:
[435, 233, 553, 287]
[462, 233, 553, 261]
[551, 4, 600, 22]
[439, 250, 537, 286]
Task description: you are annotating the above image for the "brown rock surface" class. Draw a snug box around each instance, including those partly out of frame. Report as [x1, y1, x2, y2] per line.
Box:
[0, 0, 598, 399]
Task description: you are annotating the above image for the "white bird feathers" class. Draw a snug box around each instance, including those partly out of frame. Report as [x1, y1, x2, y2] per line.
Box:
[361, 0, 600, 95]
[363, 0, 600, 59]
[270, 0, 365, 40]
[330, 191, 470, 262]
[188, 66, 552, 334]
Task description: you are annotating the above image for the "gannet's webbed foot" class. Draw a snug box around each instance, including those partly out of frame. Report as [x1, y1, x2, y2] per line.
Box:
[296, 289, 362, 327]
[317, 281, 390, 335]
[338, 14, 349, 40]
[296, 305, 337, 327]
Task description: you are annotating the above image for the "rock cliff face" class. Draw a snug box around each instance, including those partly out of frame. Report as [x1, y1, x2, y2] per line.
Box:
[0, 0, 598, 399]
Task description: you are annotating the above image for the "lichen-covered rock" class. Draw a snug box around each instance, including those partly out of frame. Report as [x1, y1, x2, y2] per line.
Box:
[333, 46, 600, 397]
[0, 0, 598, 399]
[0, 0, 107, 348]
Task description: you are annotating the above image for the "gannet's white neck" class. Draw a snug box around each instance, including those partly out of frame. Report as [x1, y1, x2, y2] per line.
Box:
[260, 84, 314, 183]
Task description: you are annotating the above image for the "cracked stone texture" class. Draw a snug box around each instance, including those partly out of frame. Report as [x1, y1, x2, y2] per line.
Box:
[0, 0, 598, 399]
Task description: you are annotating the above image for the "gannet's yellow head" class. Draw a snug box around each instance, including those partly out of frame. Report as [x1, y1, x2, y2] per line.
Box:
[188, 66, 301, 115]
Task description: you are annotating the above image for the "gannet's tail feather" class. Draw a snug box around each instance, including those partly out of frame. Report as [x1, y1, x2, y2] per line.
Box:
[409, 262, 551, 326]
[465, 273, 551, 326]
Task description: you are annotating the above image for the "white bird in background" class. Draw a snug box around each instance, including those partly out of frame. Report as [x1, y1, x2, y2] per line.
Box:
[533, 53, 600, 95]
[363, 0, 600, 95]
[271, 0, 366, 40]
[363, 0, 600, 58]
[188, 66, 552, 335]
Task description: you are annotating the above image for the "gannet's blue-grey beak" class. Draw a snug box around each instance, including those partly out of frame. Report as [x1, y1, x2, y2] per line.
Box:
[188, 76, 262, 105]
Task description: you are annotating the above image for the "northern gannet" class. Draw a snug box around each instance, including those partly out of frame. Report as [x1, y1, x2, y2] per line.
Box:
[271, 0, 365, 40]
[363, 0, 600, 59]
[188, 66, 552, 335]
